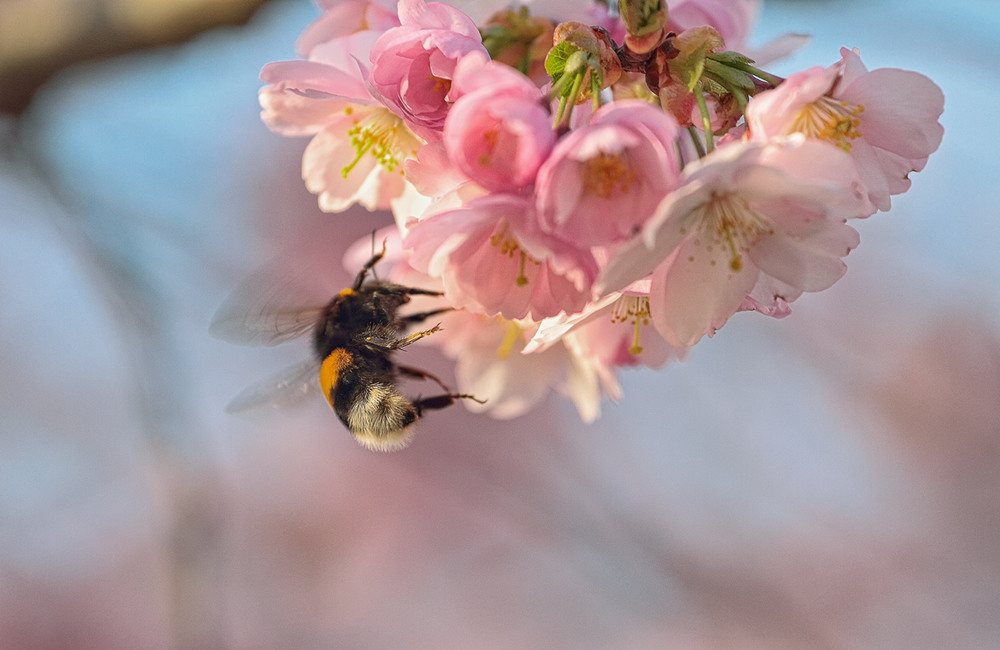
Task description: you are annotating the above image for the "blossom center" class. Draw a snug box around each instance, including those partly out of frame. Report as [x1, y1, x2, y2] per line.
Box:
[342, 107, 421, 178]
[790, 96, 865, 152]
[610, 294, 651, 355]
[429, 74, 452, 98]
[478, 126, 501, 166]
[490, 223, 537, 287]
[582, 152, 637, 200]
[685, 193, 773, 272]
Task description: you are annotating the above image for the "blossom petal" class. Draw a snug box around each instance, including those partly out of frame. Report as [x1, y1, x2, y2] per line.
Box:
[840, 67, 945, 160]
[259, 61, 369, 135]
[649, 244, 760, 347]
[748, 220, 860, 292]
[302, 125, 406, 212]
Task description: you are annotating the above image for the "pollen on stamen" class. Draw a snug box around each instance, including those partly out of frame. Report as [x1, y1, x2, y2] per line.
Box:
[582, 152, 638, 200]
[791, 96, 865, 152]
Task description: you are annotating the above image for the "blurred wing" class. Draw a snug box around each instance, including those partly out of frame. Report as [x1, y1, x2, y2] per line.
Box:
[211, 303, 324, 346]
[225, 358, 323, 413]
[211, 271, 328, 346]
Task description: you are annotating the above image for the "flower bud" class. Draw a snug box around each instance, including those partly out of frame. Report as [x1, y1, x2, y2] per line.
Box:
[481, 8, 555, 82]
[547, 22, 622, 104]
[618, 0, 667, 55]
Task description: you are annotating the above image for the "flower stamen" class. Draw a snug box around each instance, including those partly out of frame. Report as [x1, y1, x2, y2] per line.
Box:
[582, 152, 637, 200]
[790, 96, 865, 152]
[478, 126, 500, 167]
[693, 193, 774, 272]
[611, 294, 651, 355]
[490, 225, 537, 287]
[429, 74, 452, 98]
[516, 251, 529, 286]
[342, 108, 421, 178]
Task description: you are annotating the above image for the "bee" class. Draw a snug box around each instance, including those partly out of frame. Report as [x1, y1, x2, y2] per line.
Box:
[212, 242, 482, 451]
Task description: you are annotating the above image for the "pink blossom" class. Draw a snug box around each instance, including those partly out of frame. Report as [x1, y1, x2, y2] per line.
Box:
[296, 0, 400, 58]
[259, 31, 377, 136]
[526, 282, 685, 376]
[443, 56, 555, 192]
[668, 0, 761, 51]
[396, 140, 491, 233]
[367, 0, 488, 136]
[598, 136, 872, 347]
[342, 230, 606, 421]
[404, 194, 597, 321]
[745, 47, 945, 211]
[402, 140, 469, 199]
[565, 293, 683, 371]
[260, 32, 424, 212]
[535, 100, 683, 247]
[430, 310, 605, 421]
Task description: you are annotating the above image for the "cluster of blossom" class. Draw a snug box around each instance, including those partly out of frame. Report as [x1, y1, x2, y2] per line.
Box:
[259, 0, 944, 421]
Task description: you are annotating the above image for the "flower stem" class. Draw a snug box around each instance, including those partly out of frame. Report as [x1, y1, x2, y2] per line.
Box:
[693, 82, 715, 154]
[686, 126, 706, 159]
[558, 73, 585, 127]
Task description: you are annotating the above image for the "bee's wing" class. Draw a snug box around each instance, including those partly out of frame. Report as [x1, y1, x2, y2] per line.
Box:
[225, 359, 323, 413]
[211, 270, 328, 346]
[211, 304, 324, 347]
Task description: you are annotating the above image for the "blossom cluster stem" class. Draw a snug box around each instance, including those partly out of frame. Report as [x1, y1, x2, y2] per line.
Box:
[718, 57, 785, 88]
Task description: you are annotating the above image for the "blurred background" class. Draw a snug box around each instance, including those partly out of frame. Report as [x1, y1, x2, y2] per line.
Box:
[2, 0, 998, 647]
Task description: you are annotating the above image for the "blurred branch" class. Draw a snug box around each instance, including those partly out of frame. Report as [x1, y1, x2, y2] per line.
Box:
[0, 0, 273, 115]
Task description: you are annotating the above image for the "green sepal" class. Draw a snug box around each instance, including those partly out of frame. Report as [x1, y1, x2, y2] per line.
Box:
[545, 40, 575, 78]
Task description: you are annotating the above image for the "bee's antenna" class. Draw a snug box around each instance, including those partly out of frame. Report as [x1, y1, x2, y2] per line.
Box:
[370, 230, 379, 281]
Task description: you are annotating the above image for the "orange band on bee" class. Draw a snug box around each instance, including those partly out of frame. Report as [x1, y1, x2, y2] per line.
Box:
[319, 348, 353, 408]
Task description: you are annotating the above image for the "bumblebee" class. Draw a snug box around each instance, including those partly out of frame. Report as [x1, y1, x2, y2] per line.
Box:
[213, 243, 481, 451]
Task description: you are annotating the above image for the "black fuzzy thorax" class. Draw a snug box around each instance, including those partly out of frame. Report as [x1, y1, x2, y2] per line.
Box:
[311, 281, 414, 360]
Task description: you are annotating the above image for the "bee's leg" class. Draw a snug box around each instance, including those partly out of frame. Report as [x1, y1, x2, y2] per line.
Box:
[390, 324, 442, 349]
[401, 287, 444, 297]
[412, 392, 486, 416]
[351, 238, 388, 290]
[401, 307, 453, 325]
[396, 364, 451, 392]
